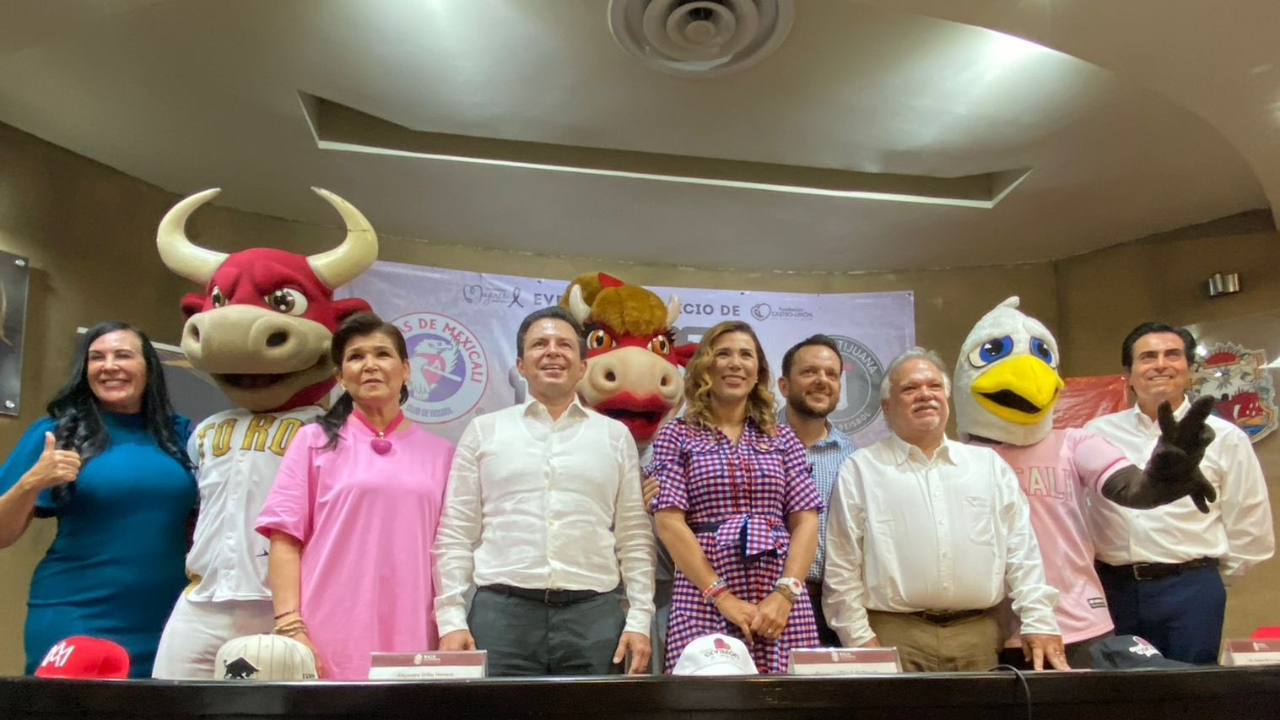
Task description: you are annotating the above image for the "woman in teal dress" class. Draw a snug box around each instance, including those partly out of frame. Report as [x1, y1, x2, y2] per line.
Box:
[0, 321, 196, 677]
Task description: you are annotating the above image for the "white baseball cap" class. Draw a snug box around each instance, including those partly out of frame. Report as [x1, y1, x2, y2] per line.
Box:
[214, 635, 318, 681]
[673, 634, 759, 676]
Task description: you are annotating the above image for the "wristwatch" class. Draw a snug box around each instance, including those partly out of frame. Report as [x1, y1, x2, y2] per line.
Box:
[774, 577, 803, 602]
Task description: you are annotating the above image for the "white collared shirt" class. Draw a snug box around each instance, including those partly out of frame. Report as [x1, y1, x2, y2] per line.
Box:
[823, 434, 1060, 648]
[1084, 400, 1274, 583]
[433, 396, 656, 637]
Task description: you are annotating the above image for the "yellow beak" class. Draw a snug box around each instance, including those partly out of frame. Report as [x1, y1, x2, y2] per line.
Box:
[970, 355, 1063, 425]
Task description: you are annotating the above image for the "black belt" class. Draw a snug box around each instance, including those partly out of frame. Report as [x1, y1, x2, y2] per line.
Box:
[480, 584, 605, 607]
[1098, 557, 1219, 581]
[908, 609, 989, 626]
[689, 521, 724, 534]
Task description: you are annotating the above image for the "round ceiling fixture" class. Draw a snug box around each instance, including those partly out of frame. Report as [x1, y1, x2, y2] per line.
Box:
[609, 0, 794, 78]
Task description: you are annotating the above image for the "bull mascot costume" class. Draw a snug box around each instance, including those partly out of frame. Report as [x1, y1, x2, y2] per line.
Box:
[559, 272, 694, 672]
[954, 297, 1216, 668]
[151, 188, 377, 678]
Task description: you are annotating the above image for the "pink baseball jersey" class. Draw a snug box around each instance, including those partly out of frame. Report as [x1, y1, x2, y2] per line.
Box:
[987, 428, 1129, 646]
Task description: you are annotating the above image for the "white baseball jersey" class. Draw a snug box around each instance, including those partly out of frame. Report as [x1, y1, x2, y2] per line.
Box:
[184, 406, 322, 602]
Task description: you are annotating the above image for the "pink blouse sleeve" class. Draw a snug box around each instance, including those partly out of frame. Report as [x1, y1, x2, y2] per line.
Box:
[254, 424, 321, 544]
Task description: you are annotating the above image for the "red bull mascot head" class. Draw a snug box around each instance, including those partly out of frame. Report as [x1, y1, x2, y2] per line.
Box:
[157, 188, 377, 412]
[560, 272, 695, 444]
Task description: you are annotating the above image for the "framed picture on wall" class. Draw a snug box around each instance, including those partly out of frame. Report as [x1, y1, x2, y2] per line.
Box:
[0, 250, 31, 416]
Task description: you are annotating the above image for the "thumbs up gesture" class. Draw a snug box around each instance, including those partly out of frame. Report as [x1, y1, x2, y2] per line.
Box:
[23, 432, 82, 492]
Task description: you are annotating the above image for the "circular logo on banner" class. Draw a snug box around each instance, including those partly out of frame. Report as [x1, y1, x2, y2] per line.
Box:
[751, 303, 772, 322]
[829, 335, 885, 435]
[393, 312, 489, 424]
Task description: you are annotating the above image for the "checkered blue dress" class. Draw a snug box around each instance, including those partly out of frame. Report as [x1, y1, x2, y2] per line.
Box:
[648, 417, 823, 674]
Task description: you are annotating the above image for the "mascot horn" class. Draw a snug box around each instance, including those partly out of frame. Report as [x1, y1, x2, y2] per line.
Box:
[559, 271, 696, 674]
[157, 187, 376, 412]
[150, 187, 377, 679]
[559, 272, 695, 445]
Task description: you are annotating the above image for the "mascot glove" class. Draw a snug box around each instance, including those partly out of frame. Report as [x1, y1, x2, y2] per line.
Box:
[1144, 396, 1218, 514]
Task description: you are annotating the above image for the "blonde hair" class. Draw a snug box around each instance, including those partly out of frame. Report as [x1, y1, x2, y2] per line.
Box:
[683, 321, 777, 434]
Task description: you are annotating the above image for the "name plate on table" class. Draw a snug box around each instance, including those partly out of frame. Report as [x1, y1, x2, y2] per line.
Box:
[1220, 640, 1280, 667]
[788, 647, 902, 675]
[368, 651, 487, 679]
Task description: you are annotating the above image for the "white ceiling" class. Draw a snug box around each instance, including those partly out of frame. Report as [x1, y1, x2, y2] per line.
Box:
[0, 0, 1275, 272]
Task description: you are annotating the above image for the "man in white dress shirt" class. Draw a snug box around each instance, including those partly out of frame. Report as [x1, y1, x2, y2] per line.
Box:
[823, 348, 1068, 671]
[434, 306, 656, 675]
[1085, 322, 1274, 664]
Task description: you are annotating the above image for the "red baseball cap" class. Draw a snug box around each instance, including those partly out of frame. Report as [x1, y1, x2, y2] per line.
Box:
[34, 637, 130, 679]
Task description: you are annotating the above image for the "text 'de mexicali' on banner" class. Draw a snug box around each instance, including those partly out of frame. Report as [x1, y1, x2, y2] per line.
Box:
[339, 261, 915, 447]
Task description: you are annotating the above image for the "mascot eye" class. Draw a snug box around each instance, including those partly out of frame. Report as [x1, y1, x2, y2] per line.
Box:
[968, 335, 1014, 368]
[587, 329, 614, 351]
[265, 289, 309, 316]
[1030, 337, 1056, 367]
[649, 336, 671, 355]
[210, 286, 227, 308]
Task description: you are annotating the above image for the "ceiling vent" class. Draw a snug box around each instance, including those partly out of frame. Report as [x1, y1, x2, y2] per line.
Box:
[608, 0, 794, 78]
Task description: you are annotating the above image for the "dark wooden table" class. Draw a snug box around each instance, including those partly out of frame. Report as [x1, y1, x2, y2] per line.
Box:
[4, 667, 1279, 719]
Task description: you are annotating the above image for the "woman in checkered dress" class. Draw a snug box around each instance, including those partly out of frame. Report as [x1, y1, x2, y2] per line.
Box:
[650, 321, 822, 674]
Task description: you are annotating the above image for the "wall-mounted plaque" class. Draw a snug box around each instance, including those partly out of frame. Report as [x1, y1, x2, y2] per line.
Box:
[0, 251, 31, 416]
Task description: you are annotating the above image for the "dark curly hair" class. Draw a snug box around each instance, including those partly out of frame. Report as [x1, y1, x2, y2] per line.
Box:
[46, 321, 192, 504]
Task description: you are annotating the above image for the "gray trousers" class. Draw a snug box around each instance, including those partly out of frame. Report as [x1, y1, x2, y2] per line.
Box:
[470, 587, 626, 676]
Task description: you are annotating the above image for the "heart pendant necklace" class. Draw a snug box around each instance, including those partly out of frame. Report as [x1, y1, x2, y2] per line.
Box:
[352, 408, 406, 455]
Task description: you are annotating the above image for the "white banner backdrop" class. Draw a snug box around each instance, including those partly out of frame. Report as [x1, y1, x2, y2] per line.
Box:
[340, 261, 915, 447]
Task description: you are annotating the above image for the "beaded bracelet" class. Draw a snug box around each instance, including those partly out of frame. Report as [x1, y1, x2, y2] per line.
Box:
[702, 579, 728, 606]
[273, 619, 307, 637]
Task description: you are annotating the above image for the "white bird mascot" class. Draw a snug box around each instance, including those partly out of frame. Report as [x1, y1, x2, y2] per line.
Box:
[954, 297, 1215, 665]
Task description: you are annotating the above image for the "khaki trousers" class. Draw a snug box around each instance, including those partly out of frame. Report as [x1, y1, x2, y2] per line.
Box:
[867, 609, 1001, 672]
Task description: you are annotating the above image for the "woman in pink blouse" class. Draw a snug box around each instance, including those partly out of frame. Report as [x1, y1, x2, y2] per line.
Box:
[256, 312, 454, 679]
[650, 320, 822, 674]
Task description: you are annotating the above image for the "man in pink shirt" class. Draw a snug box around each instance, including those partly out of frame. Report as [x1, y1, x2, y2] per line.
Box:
[953, 298, 1216, 667]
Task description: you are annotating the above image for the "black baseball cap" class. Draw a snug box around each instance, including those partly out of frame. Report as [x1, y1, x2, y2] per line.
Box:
[1090, 635, 1192, 669]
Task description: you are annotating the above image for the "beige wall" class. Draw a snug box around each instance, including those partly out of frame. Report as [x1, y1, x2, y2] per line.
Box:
[1056, 222, 1280, 642]
[0, 122, 194, 674]
[0, 122, 1274, 673]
